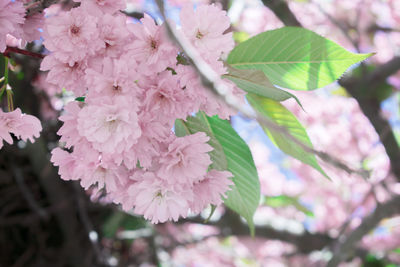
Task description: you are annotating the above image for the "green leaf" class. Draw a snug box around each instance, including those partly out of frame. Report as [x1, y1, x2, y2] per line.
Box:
[263, 195, 314, 217]
[247, 94, 330, 179]
[392, 248, 400, 254]
[227, 27, 373, 90]
[75, 96, 85, 102]
[102, 211, 146, 238]
[223, 65, 301, 106]
[175, 114, 228, 171]
[175, 113, 260, 235]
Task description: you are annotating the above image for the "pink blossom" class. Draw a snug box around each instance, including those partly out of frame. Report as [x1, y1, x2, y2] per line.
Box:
[43, 7, 103, 65]
[0, 108, 42, 148]
[57, 101, 83, 148]
[180, 4, 234, 58]
[50, 148, 78, 181]
[82, 163, 129, 193]
[75, 0, 126, 16]
[158, 132, 213, 184]
[44, 3, 240, 224]
[190, 170, 234, 213]
[96, 13, 131, 57]
[0, 0, 25, 52]
[122, 134, 162, 170]
[128, 172, 193, 223]
[21, 13, 44, 42]
[85, 56, 140, 99]
[77, 96, 141, 154]
[32, 73, 60, 97]
[142, 71, 193, 122]
[128, 14, 178, 73]
[40, 54, 88, 96]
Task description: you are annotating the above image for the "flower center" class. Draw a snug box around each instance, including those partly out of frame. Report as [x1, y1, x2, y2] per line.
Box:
[196, 30, 204, 39]
[150, 39, 158, 50]
[113, 85, 121, 92]
[70, 25, 80, 35]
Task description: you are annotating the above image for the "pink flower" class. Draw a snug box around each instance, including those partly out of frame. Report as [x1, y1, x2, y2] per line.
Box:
[57, 101, 83, 148]
[0, 0, 25, 52]
[128, 14, 178, 73]
[21, 13, 44, 42]
[123, 134, 162, 169]
[0, 108, 42, 148]
[51, 148, 78, 181]
[40, 54, 88, 96]
[190, 170, 233, 213]
[180, 4, 234, 58]
[85, 56, 140, 99]
[77, 96, 141, 153]
[82, 163, 129, 193]
[43, 7, 103, 65]
[128, 172, 192, 223]
[142, 71, 193, 123]
[75, 0, 126, 16]
[96, 13, 131, 57]
[46, 3, 241, 224]
[158, 132, 213, 184]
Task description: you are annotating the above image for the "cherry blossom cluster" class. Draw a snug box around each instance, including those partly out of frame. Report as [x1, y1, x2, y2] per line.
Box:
[0, 108, 42, 149]
[46, 1, 239, 223]
[0, 0, 44, 52]
[0, 0, 43, 149]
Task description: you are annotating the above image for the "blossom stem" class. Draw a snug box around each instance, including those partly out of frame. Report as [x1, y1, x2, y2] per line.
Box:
[7, 89, 14, 112]
[3, 46, 45, 59]
[4, 56, 8, 86]
[0, 57, 9, 101]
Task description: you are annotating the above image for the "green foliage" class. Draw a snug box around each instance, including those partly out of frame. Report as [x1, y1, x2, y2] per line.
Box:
[262, 195, 314, 217]
[75, 96, 86, 102]
[247, 94, 329, 179]
[392, 248, 400, 254]
[363, 253, 397, 267]
[352, 65, 394, 102]
[227, 27, 373, 90]
[102, 211, 147, 239]
[223, 65, 300, 104]
[233, 31, 250, 43]
[175, 112, 260, 235]
[175, 112, 228, 171]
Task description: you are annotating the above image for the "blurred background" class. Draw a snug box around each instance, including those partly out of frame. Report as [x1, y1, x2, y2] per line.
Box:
[1, 0, 400, 266]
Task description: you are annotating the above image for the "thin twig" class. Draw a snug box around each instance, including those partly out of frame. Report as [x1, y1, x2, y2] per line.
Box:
[26, 0, 62, 16]
[312, 1, 359, 51]
[327, 195, 400, 267]
[11, 164, 49, 219]
[264, 0, 400, 182]
[154, 0, 369, 179]
[180, 210, 333, 254]
[261, 0, 301, 27]
[3, 46, 45, 59]
[73, 183, 108, 266]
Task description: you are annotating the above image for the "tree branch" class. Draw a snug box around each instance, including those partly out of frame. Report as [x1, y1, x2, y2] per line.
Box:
[154, 0, 369, 179]
[366, 56, 400, 86]
[339, 60, 400, 180]
[327, 195, 400, 267]
[183, 210, 333, 254]
[25, 0, 77, 16]
[26, 0, 61, 16]
[121, 10, 144, 20]
[264, 0, 400, 182]
[261, 0, 301, 27]
[3, 46, 44, 59]
[11, 163, 49, 220]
